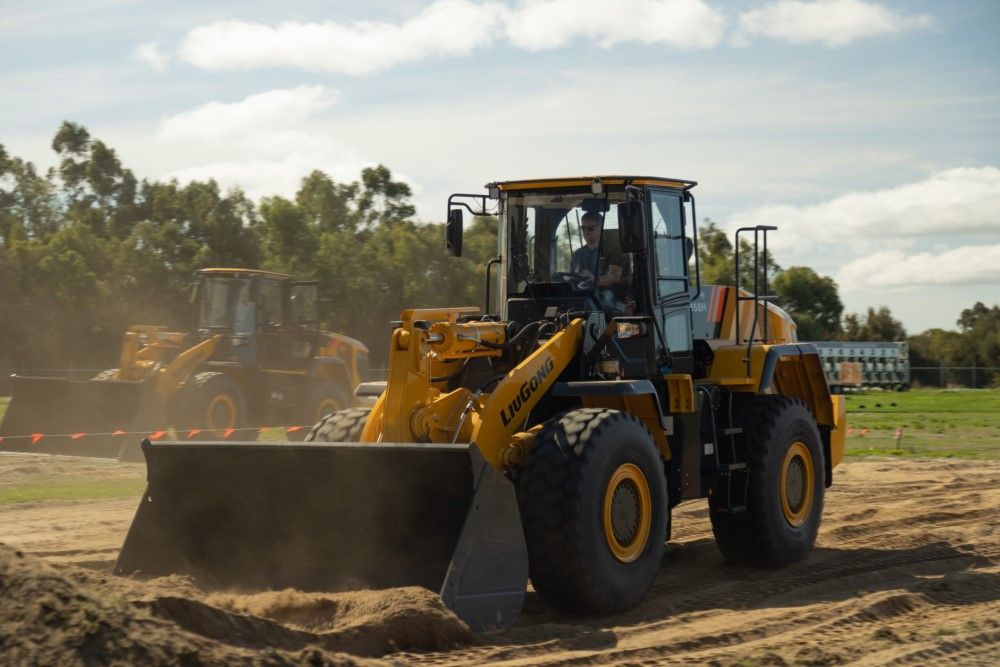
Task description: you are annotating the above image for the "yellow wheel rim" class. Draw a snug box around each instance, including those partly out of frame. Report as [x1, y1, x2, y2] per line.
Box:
[315, 397, 342, 422]
[780, 441, 815, 527]
[602, 463, 652, 563]
[206, 393, 238, 436]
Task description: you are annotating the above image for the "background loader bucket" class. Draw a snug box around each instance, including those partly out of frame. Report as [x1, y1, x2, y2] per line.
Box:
[0, 375, 164, 459]
[115, 439, 528, 633]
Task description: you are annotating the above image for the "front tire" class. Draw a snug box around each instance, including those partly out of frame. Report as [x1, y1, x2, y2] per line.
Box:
[287, 381, 351, 441]
[171, 372, 249, 441]
[306, 407, 371, 442]
[517, 408, 668, 614]
[710, 396, 825, 568]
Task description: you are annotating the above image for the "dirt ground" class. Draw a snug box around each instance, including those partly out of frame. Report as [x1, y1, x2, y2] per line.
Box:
[1, 454, 997, 666]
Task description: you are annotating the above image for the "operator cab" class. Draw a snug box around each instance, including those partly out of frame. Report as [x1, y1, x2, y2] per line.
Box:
[447, 176, 700, 376]
[191, 269, 322, 368]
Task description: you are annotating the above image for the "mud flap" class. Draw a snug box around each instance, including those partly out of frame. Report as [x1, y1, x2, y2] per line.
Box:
[0, 376, 165, 459]
[114, 439, 528, 633]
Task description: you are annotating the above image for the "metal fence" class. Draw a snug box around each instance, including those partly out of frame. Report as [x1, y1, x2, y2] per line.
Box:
[911, 366, 1000, 389]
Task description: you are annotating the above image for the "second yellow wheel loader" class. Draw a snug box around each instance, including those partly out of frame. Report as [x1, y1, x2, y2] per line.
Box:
[115, 176, 846, 633]
[0, 268, 368, 458]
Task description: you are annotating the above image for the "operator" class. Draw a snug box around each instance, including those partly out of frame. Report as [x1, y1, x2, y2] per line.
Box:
[571, 212, 623, 288]
[571, 211, 632, 314]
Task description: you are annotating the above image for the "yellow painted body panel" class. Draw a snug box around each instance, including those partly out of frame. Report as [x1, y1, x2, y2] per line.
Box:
[664, 374, 696, 413]
[494, 176, 695, 191]
[706, 345, 769, 392]
[198, 267, 292, 281]
[472, 319, 583, 470]
[580, 393, 670, 460]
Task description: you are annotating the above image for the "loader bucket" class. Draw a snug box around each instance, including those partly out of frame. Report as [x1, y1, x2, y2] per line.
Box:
[114, 439, 528, 633]
[0, 375, 165, 459]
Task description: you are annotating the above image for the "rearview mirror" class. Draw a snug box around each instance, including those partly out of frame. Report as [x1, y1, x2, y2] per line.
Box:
[618, 199, 646, 253]
[446, 209, 464, 257]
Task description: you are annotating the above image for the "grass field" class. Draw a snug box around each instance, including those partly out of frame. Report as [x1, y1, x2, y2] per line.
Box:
[0, 476, 145, 506]
[843, 388, 1000, 459]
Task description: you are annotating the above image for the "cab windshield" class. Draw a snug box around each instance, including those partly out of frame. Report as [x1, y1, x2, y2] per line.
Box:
[505, 190, 633, 314]
[198, 277, 255, 334]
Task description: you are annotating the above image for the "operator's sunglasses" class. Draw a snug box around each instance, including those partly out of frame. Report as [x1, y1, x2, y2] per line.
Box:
[581, 226, 598, 232]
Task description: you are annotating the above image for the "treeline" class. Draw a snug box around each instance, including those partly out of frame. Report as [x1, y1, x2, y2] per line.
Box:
[0, 122, 496, 370]
[1, 123, 997, 380]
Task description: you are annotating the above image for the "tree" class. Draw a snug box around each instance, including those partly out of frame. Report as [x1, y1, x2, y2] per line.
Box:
[355, 165, 416, 228]
[692, 218, 779, 289]
[842, 306, 907, 342]
[295, 170, 358, 233]
[772, 266, 843, 340]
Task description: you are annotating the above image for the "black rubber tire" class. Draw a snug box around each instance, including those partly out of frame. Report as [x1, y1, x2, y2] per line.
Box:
[170, 371, 250, 441]
[306, 407, 372, 443]
[287, 381, 352, 442]
[516, 407, 668, 614]
[710, 396, 825, 568]
[92, 368, 120, 381]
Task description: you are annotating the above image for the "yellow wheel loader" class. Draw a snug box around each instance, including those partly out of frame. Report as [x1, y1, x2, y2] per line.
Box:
[115, 177, 846, 633]
[0, 268, 368, 458]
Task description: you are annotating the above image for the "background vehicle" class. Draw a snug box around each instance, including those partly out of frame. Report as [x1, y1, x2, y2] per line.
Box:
[0, 268, 368, 457]
[810, 340, 910, 392]
[115, 177, 846, 633]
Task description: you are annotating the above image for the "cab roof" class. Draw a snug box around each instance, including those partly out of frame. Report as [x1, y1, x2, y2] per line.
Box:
[488, 176, 697, 191]
[197, 268, 292, 281]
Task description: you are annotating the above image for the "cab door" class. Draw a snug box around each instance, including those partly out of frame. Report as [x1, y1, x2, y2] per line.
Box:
[648, 188, 693, 370]
[258, 278, 290, 368]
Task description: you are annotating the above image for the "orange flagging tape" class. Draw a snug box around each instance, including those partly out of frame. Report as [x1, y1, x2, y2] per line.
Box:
[2, 425, 313, 443]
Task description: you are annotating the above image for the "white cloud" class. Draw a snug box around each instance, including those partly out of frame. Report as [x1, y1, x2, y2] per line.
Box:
[728, 166, 1000, 251]
[155, 87, 363, 200]
[133, 41, 169, 72]
[725, 167, 1000, 297]
[178, 0, 508, 76]
[158, 86, 339, 141]
[504, 0, 725, 51]
[737, 0, 932, 47]
[837, 244, 1000, 289]
[177, 0, 725, 75]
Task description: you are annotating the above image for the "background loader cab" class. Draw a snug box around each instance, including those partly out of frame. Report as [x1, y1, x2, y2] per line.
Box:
[194, 269, 329, 370]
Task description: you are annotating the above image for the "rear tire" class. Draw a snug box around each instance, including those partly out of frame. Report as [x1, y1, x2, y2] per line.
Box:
[171, 372, 249, 441]
[710, 396, 824, 568]
[306, 407, 371, 442]
[517, 408, 667, 614]
[287, 381, 352, 442]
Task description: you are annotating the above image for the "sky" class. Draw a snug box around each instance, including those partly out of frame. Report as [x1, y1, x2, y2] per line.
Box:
[1, 0, 998, 333]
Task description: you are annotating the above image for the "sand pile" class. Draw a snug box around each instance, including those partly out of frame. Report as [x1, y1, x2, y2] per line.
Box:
[205, 587, 478, 656]
[0, 543, 474, 665]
